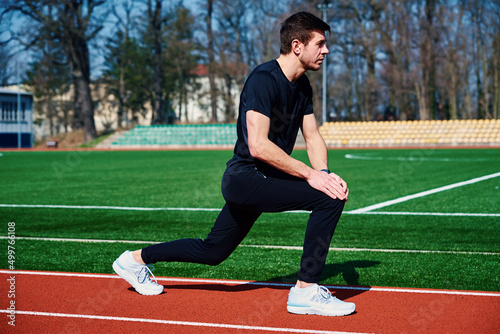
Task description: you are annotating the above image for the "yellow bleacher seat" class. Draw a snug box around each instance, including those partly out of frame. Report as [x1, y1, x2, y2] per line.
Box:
[319, 119, 500, 147]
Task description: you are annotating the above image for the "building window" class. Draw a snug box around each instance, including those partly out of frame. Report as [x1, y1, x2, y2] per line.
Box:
[0, 98, 31, 122]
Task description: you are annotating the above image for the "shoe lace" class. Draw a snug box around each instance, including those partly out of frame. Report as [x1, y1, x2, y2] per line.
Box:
[316, 285, 337, 304]
[136, 264, 158, 285]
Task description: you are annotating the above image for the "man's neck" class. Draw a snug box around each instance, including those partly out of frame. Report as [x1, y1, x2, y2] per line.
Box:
[276, 54, 306, 83]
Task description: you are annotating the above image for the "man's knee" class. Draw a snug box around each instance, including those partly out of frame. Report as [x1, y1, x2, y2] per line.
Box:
[201, 251, 229, 266]
[316, 195, 345, 211]
[199, 239, 234, 266]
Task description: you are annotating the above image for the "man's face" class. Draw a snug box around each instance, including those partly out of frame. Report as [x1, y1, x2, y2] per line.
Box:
[298, 30, 329, 71]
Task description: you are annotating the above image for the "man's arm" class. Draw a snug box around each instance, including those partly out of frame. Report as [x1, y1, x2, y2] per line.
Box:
[301, 113, 329, 171]
[301, 113, 348, 200]
[247, 110, 347, 201]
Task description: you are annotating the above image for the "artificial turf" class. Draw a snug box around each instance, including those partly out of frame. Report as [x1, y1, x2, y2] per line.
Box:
[0, 148, 499, 291]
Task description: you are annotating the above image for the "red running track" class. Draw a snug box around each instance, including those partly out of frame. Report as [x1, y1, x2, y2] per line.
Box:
[1, 270, 499, 334]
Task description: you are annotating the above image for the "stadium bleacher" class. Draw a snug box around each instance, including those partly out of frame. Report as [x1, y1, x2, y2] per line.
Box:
[319, 119, 500, 147]
[110, 119, 500, 148]
[112, 124, 237, 147]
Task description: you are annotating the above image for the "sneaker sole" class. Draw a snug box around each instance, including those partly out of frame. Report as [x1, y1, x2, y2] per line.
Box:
[112, 261, 163, 296]
[287, 305, 356, 317]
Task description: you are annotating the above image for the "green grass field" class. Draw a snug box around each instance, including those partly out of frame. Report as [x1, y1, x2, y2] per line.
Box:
[1, 148, 499, 291]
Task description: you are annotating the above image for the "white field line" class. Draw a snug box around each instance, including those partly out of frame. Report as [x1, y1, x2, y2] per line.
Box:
[240, 245, 500, 256]
[0, 310, 369, 334]
[1, 235, 498, 256]
[348, 211, 500, 217]
[349, 171, 500, 214]
[0, 235, 160, 244]
[1, 270, 499, 297]
[0, 204, 221, 212]
[0, 203, 499, 217]
[344, 153, 500, 162]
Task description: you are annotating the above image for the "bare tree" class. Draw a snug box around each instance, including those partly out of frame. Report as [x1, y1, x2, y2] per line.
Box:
[329, 9, 360, 121]
[328, 0, 383, 121]
[493, 2, 500, 119]
[494, 20, 500, 119]
[25, 30, 72, 135]
[248, 0, 285, 65]
[213, 0, 249, 121]
[375, 1, 414, 120]
[0, 5, 15, 86]
[164, 3, 198, 123]
[146, 0, 164, 124]
[2, 0, 106, 142]
[438, 3, 467, 119]
[205, 0, 218, 122]
[108, 0, 136, 128]
[0, 44, 14, 86]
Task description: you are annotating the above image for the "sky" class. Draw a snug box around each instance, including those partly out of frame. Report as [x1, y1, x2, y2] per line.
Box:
[2, 0, 202, 84]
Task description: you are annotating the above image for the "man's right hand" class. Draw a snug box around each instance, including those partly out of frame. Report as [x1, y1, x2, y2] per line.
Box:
[306, 169, 349, 201]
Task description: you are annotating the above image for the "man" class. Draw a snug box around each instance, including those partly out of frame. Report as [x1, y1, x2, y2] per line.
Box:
[113, 11, 355, 317]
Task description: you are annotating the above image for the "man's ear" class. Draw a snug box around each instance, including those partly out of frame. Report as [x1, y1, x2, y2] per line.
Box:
[291, 39, 302, 55]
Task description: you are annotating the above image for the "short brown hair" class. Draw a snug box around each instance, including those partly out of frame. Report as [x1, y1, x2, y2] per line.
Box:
[280, 11, 331, 55]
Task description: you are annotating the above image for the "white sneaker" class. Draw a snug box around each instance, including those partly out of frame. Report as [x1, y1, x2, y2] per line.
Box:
[112, 250, 164, 295]
[287, 284, 356, 316]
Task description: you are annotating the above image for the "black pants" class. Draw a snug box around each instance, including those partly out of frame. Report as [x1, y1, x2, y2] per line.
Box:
[141, 166, 345, 283]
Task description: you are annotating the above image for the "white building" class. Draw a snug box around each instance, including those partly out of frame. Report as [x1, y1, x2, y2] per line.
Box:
[2, 64, 244, 141]
[0, 87, 33, 148]
[174, 64, 243, 123]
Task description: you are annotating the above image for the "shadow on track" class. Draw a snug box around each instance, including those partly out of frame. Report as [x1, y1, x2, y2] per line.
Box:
[161, 260, 380, 300]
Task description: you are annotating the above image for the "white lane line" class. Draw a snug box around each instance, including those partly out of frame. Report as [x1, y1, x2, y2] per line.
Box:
[1, 270, 499, 297]
[349, 172, 500, 214]
[0, 203, 498, 217]
[1, 236, 497, 255]
[0, 310, 370, 334]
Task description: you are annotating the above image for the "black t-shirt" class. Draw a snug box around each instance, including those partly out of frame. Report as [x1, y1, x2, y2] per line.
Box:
[226, 59, 314, 176]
